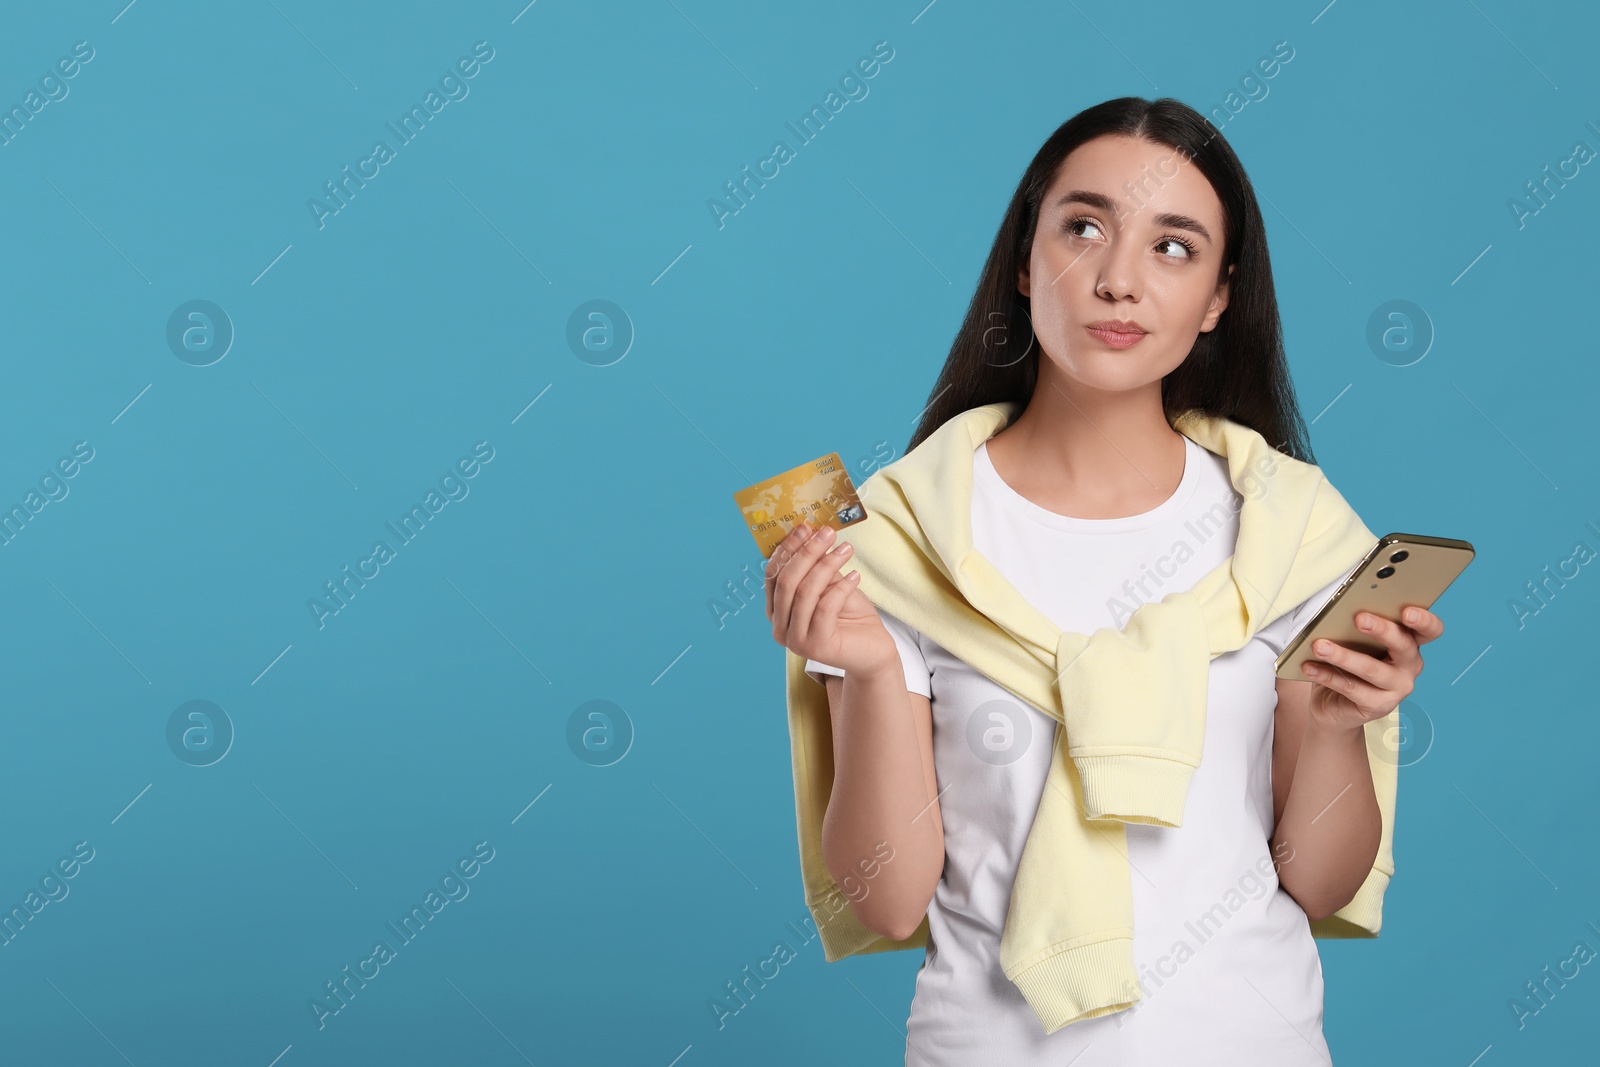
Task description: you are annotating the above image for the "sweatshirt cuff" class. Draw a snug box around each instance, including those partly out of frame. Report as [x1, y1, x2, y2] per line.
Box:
[1071, 753, 1198, 826]
[1309, 864, 1391, 939]
[1005, 933, 1141, 1033]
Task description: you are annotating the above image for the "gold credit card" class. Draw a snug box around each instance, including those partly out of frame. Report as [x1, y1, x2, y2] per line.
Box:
[733, 452, 869, 558]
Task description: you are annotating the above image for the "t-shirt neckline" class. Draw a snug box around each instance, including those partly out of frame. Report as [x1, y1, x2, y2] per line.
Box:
[973, 434, 1204, 534]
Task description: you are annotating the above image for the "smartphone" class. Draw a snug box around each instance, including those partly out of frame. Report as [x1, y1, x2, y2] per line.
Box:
[1275, 532, 1475, 681]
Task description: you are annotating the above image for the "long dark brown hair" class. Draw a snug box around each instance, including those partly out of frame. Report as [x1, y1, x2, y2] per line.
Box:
[907, 96, 1316, 465]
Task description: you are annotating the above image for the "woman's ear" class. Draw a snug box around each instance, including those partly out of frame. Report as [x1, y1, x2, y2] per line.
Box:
[1200, 263, 1234, 333]
[1017, 262, 1031, 299]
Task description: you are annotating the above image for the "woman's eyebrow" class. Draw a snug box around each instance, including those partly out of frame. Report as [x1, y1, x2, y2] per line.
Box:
[1052, 189, 1214, 244]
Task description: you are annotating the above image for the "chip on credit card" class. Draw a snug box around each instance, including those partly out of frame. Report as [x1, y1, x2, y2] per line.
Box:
[732, 451, 869, 559]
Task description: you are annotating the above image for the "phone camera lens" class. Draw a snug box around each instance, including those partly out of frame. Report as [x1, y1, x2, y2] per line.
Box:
[1389, 550, 1409, 563]
[1377, 565, 1395, 578]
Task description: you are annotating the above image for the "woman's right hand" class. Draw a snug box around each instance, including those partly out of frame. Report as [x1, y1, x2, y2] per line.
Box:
[766, 522, 898, 675]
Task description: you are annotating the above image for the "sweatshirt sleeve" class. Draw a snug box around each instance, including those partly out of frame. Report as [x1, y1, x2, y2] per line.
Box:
[1292, 557, 1398, 940]
[786, 643, 932, 962]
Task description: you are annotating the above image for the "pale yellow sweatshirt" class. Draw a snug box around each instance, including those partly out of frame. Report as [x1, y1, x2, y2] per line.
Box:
[783, 400, 1396, 1035]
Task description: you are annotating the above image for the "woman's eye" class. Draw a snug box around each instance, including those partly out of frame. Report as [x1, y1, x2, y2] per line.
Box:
[1156, 237, 1196, 260]
[1065, 217, 1103, 240]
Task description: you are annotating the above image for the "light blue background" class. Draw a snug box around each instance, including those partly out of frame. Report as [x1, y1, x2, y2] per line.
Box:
[0, 1, 1594, 1064]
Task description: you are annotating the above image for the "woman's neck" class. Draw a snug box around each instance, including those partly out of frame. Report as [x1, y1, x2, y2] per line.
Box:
[983, 382, 1187, 521]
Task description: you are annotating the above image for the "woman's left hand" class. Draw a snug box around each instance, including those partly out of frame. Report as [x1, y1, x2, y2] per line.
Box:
[1299, 606, 1444, 732]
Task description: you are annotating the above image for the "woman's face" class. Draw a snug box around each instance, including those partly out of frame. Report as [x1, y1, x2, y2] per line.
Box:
[1018, 134, 1233, 394]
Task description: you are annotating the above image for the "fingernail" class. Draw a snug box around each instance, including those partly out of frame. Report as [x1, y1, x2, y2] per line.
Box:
[1303, 663, 1320, 676]
[1358, 614, 1374, 630]
[818, 526, 835, 541]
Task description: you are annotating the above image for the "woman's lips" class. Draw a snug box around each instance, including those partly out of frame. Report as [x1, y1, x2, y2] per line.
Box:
[1085, 324, 1148, 349]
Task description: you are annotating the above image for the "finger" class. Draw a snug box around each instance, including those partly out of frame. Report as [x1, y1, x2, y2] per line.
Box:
[773, 524, 841, 643]
[1351, 611, 1422, 671]
[764, 524, 811, 624]
[1307, 636, 1412, 699]
[1303, 658, 1392, 718]
[789, 534, 855, 647]
[810, 568, 860, 647]
[1399, 605, 1444, 645]
[768, 523, 818, 639]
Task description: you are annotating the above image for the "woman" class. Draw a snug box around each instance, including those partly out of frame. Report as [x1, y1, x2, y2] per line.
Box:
[766, 97, 1440, 1064]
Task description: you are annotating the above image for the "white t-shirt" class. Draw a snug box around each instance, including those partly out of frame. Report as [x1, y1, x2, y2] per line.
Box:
[806, 433, 1355, 1066]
